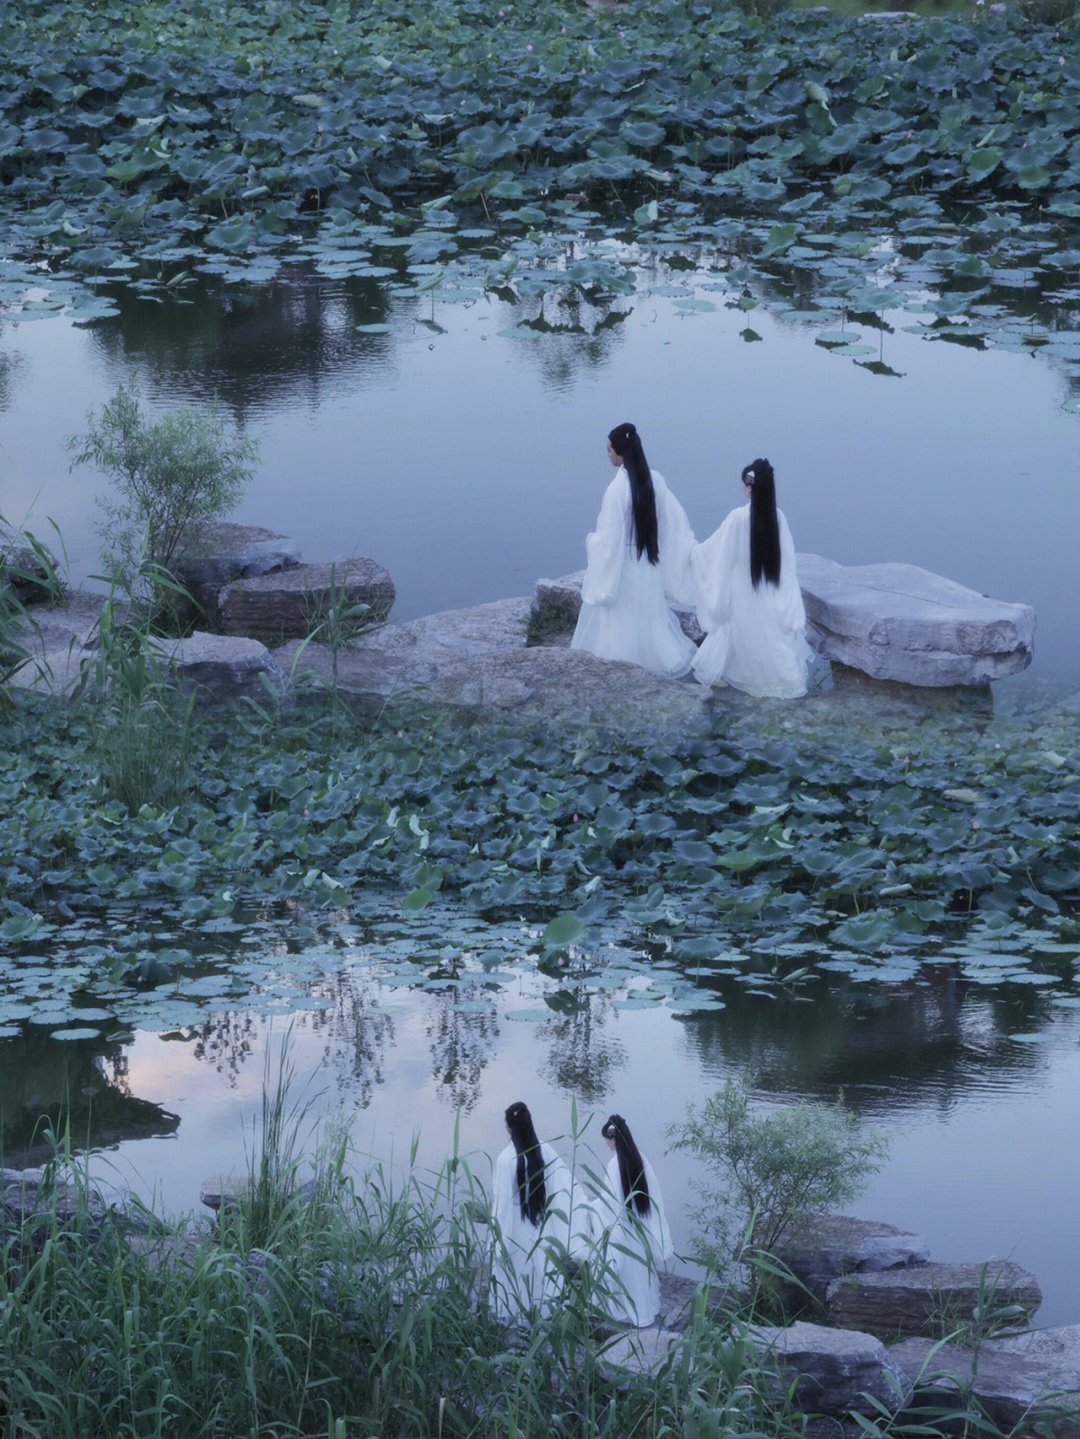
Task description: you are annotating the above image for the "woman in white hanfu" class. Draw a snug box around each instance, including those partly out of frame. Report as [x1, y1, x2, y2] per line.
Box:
[490, 1101, 581, 1322]
[570, 422, 697, 677]
[590, 1113, 673, 1327]
[691, 458, 810, 698]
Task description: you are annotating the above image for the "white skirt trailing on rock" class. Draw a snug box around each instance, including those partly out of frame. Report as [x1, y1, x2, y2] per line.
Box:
[570, 468, 698, 678]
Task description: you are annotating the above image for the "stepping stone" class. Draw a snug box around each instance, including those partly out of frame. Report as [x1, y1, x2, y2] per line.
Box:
[891, 1327, 1080, 1439]
[749, 1320, 913, 1417]
[170, 522, 302, 627]
[220, 558, 395, 646]
[826, 1260, 1042, 1338]
[148, 631, 285, 700]
[769, 1213, 930, 1308]
[798, 555, 1034, 687]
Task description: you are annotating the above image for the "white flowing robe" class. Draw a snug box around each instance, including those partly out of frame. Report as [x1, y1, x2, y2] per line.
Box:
[591, 1152, 673, 1327]
[490, 1141, 586, 1322]
[570, 467, 698, 678]
[691, 504, 810, 698]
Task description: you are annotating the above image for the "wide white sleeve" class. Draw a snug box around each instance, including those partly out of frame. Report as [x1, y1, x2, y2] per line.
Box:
[776, 511, 807, 636]
[491, 1146, 516, 1233]
[691, 510, 739, 634]
[654, 473, 698, 609]
[580, 475, 629, 606]
[642, 1156, 673, 1262]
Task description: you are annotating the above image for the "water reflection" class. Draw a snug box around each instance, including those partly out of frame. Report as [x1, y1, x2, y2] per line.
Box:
[0, 1031, 179, 1164]
[541, 985, 626, 1103]
[87, 265, 394, 418]
[426, 987, 499, 1112]
[678, 973, 1053, 1116]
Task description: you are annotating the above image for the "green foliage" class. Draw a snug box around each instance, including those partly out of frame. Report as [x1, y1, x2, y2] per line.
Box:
[1019, 0, 1078, 20]
[78, 585, 196, 813]
[68, 384, 257, 608]
[3, 0, 1080, 375]
[0, 519, 65, 703]
[670, 1079, 889, 1265]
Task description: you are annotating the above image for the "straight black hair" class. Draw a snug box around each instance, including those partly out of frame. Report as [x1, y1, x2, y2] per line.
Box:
[744, 458, 781, 588]
[505, 1101, 547, 1226]
[602, 1113, 651, 1219]
[610, 422, 659, 565]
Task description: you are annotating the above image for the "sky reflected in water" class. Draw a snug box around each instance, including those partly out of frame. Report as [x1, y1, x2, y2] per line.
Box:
[3, 266, 1077, 685]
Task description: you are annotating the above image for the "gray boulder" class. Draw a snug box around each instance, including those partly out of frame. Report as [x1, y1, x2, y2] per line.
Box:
[749, 1320, 913, 1417]
[769, 1214, 930, 1308]
[798, 555, 1034, 686]
[891, 1327, 1080, 1438]
[219, 558, 395, 646]
[148, 631, 286, 701]
[1, 528, 60, 605]
[826, 1260, 1042, 1338]
[276, 596, 714, 744]
[169, 522, 302, 627]
[530, 571, 705, 645]
[599, 1327, 683, 1383]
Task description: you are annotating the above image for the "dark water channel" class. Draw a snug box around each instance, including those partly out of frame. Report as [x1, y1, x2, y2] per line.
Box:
[3, 260, 1080, 1326]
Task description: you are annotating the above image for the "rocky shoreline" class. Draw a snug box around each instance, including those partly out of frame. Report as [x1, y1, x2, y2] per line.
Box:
[4, 520, 1039, 739]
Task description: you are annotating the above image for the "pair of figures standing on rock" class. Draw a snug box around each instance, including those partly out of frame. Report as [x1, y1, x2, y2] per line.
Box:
[490, 1101, 672, 1328]
[570, 421, 810, 699]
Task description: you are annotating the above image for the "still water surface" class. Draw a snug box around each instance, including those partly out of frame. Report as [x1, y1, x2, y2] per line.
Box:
[3, 262, 1078, 684]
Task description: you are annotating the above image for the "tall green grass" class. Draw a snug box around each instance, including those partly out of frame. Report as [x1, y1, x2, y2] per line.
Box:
[1, 1121, 1064, 1439]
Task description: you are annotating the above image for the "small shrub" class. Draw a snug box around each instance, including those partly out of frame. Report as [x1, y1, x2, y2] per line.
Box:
[670, 1079, 888, 1268]
[68, 384, 258, 615]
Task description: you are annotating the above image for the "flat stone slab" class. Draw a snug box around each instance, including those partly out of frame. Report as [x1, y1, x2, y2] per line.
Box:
[148, 631, 285, 700]
[770, 1214, 930, 1307]
[277, 596, 714, 743]
[749, 1320, 913, 1417]
[170, 521, 302, 626]
[827, 1260, 1042, 1338]
[798, 555, 1034, 686]
[891, 1327, 1080, 1438]
[531, 571, 704, 645]
[220, 557, 395, 645]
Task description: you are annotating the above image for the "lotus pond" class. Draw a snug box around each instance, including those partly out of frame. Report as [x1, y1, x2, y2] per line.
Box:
[3, 694, 1080, 1324]
[3, 0, 1080, 1337]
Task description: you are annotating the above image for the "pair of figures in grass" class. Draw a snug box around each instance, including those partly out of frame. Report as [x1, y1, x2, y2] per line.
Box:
[490, 1101, 672, 1328]
[570, 421, 810, 699]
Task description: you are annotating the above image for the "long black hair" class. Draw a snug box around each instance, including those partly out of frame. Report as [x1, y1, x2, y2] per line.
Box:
[744, 458, 781, 589]
[609, 422, 659, 566]
[505, 1101, 547, 1226]
[602, 1113, 651, 1219]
